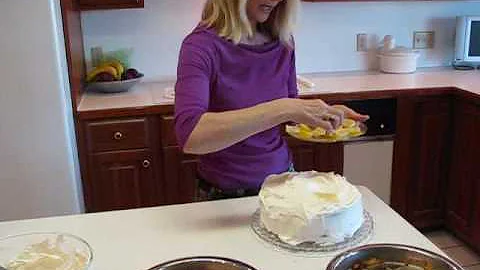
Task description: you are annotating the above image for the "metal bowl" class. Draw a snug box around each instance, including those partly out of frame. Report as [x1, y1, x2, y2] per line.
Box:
[87, 73, 144, 93]
[326, 243, 463, 270]
[147, 256, 258, 270]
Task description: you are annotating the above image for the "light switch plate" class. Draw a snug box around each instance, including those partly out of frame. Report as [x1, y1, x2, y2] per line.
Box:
[356, 33, 368, 52]
[413, 31, 434, 49]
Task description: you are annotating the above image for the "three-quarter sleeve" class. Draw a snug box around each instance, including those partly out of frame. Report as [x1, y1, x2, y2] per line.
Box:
[174, 41, 213, 149]
[287, 49, 298, 99]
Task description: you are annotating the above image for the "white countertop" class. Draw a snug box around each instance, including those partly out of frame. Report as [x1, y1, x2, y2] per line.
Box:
[78, 67, 480, 112]
[0, 187, 444, 270]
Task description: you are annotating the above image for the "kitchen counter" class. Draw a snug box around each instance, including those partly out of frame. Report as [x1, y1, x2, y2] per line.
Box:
[0, 187, 445, 270]
[78, 67, 480, 113]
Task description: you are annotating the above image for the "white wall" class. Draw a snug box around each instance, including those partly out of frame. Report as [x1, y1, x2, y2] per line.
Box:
[0, 0, 83, 221]
[81, 0, 480, 80]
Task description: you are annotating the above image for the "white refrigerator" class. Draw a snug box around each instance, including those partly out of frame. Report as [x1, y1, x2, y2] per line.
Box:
[0, 0, 84, 221]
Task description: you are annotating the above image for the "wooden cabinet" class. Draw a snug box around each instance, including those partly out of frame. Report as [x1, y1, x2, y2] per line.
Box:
[85, 118, 150, 152]
[88, 149, 158, 212]
[77, 91, 477, 223]
[79, 0, 144, 10]
[81, 117, 162, 212]
[159, 115, 199, 204]
[287, 137, 344, 173]
[446, 97, 480, 250]
[162, 146, 199, 204]
[391, 95, 452, 229]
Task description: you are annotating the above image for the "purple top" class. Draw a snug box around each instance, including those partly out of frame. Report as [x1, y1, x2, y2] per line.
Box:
[174, 25, 298, 190]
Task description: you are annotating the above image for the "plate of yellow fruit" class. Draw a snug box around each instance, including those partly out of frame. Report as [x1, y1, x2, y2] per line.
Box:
[286, 119, 367, 143]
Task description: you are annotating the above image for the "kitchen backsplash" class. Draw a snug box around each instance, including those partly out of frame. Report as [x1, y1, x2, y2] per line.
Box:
[81, 0, 480, 80]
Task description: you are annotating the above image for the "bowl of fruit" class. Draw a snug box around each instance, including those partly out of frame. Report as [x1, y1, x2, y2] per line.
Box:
[85, 60, 144, 93]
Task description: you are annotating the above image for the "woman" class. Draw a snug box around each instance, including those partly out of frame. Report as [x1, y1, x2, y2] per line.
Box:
[175, 0, 368, 200]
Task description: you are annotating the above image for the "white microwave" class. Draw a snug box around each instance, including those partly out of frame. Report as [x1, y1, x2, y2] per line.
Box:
[454, 16, 480, 64]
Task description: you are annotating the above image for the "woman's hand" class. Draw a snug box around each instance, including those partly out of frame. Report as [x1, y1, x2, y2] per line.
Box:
[331, 104, 370, 122]
[287, 99, 346, 132]
[286, 99, 370, 132]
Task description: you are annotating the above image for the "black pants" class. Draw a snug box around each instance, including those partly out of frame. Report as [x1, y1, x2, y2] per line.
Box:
[196, 176, 259, 201]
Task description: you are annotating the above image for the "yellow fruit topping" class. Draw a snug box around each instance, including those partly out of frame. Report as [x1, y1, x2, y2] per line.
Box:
[288, 119, 364, 142]
[342, 119, 357, 128]
[298, 123, 312, 132]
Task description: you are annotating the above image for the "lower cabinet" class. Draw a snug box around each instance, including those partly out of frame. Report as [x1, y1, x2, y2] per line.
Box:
[287, 137, 344, 173]
[88, 149, 159, 212]
[391, 95, 452, 229]
[162, 146, 199, 204]
[446, 97, 480, 251]
[79, 91, 479, 241]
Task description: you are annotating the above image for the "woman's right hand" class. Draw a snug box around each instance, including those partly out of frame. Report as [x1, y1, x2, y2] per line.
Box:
[286, 98, 346, 132]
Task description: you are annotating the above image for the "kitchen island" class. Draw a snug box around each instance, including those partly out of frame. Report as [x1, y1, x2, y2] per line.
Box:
[0, 187, 445, 270]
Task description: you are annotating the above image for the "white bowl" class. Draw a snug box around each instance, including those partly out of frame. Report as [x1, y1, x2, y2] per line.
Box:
[87, 73, 144, 93]
[0, 232, 93, 269]
[377, 46, 419, 74]
[378, 54, 419, 74]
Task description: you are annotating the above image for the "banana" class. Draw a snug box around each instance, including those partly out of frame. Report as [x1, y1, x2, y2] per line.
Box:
[86, 65, 118, 82]
[104, 60, 124, 80]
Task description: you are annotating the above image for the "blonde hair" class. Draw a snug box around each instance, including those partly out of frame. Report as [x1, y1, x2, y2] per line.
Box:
[201, 0, 299, 47]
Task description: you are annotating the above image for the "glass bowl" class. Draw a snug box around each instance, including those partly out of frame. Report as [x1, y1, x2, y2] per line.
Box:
[0, 232, 93, 270]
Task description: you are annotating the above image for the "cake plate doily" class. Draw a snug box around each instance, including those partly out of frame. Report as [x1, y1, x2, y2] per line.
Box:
[251, 209, 374, 257]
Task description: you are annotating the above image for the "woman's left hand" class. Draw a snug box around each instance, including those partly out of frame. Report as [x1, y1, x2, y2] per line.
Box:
[332, 104, 370, 122]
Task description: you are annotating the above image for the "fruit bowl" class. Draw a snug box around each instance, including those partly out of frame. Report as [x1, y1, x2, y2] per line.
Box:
[87, 73, 144, 93]
[0, 232, 93, 269]
[85, 60, 144, 93]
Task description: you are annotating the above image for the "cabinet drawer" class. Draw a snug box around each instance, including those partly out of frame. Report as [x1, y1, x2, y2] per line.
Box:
[86, 118, 150, 152]
[160, 116, 178, 147]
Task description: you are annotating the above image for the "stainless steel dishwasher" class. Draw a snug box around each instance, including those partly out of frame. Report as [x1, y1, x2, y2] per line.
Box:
[342, 98, 396, 205]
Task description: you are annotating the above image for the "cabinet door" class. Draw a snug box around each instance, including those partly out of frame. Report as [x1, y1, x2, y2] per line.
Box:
[162, 146, 199, 204]
[391, 96, 451, 229]
[287, 137, 344, 173]
[88, 149, 159, 212]
[446, 99, 480, 244]
[79, 0, 144, 10]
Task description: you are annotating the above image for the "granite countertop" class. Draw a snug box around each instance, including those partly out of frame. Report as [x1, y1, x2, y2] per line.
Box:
[0, 187, 445, 270]
[77, 67, 480, 113]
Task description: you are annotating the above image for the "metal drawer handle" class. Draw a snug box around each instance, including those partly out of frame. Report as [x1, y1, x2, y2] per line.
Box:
[142, 159, 151, 168]
[113, 132, 123, 140]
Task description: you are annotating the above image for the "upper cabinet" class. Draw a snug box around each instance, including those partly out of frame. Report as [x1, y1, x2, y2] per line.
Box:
[79, 0, 144, 10]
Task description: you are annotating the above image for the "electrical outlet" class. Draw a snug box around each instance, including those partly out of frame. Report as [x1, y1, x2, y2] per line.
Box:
[413, 31, 435, 49]
[356, 33, 368, 52]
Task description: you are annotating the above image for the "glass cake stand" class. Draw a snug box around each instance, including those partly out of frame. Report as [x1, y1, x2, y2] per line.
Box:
[251, 209, 374, 257]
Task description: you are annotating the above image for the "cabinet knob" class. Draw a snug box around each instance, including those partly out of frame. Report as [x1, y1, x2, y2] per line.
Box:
[380, 123, 385, 129]
[142, 159, 151, 168]
[113, 132, 123, 140]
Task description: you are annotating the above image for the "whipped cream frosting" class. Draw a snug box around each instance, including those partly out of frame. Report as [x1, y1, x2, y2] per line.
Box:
[260, 171, 361, 216]
[259, 171, 364, 245]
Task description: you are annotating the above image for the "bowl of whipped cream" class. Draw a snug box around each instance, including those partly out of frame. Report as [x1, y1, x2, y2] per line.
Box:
[0, 232, 92, 270]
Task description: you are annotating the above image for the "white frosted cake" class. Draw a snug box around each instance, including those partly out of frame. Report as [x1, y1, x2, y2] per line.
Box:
[259, 171, 364, 245]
